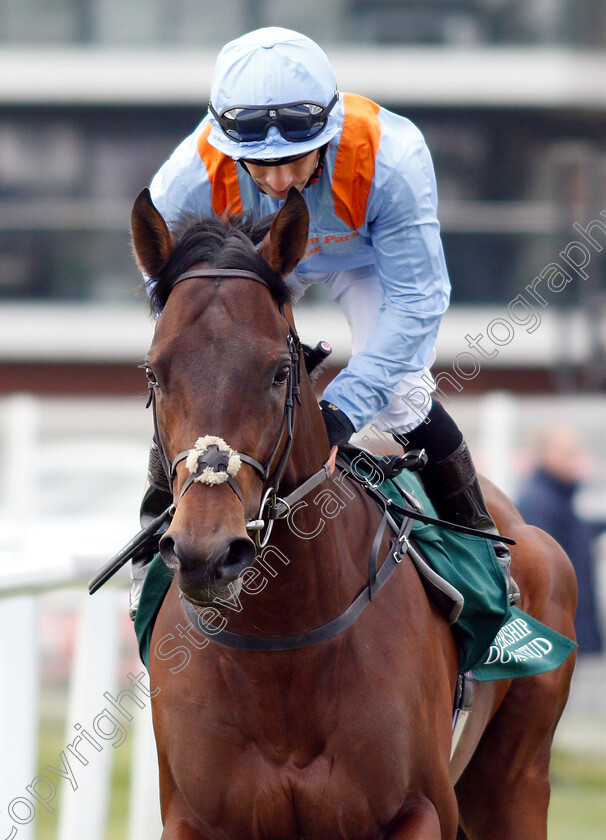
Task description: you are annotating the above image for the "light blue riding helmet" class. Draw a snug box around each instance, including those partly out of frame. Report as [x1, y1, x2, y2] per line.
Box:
[207, 27, 342, 161]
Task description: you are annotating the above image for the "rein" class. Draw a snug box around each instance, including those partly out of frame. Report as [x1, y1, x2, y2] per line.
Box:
[151, 266, 422, 654]
[181, 496, 416, 651]
[178, 452, 465, 652]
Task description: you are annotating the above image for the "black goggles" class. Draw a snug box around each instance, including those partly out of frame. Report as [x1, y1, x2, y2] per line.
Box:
[209, 92, 339, 143]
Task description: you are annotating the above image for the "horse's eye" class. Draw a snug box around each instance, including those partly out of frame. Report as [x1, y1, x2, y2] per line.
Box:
[144, 365, 159, 386]
[273, 364, 290, 386]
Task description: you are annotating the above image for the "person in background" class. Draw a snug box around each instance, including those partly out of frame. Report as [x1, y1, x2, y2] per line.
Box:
[517, 423, 605, 654]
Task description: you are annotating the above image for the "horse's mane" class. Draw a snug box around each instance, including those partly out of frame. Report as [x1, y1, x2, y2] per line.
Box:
[148, 211, 292, 313]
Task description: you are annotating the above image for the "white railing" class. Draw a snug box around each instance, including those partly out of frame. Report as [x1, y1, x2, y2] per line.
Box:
[0, 584, 162, 840]
[0, 394, 160, 840]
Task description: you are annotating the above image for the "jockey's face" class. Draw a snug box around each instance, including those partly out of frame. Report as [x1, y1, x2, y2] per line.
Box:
[243, 151, 320, 200]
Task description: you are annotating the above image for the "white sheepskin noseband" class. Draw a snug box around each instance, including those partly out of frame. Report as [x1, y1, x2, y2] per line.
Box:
[185, 436, 242, 486]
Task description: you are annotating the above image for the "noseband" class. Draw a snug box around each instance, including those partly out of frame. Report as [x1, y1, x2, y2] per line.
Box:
[147, 267, 312, 548]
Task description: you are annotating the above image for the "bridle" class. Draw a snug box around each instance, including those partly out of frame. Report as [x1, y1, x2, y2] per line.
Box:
[87, 264, 335, 597]
[147, 267, 334, 549]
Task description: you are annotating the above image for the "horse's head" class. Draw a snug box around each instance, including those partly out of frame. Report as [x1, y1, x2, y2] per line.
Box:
[131, 187, 316, 605]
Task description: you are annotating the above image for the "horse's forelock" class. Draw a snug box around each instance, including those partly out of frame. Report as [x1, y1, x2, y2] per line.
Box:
[147, 212, 292, 313]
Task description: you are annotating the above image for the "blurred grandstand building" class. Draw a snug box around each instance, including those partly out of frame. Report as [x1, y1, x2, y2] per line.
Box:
[1, 0, 606, 395]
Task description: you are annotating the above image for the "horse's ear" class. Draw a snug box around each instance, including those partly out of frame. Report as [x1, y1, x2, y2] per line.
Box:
[258, 187, 309, 277]
[131, 188, 176, 277]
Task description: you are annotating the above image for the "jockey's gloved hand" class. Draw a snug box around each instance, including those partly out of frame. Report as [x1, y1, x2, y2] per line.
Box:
[320, 400, 355, 448]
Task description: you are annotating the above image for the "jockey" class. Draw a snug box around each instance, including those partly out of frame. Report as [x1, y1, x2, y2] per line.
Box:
[130, 26, 519, 618]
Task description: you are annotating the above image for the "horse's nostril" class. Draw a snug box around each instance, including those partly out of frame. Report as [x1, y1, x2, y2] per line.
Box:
[159, 534, 179, 571]
[214, 537, 256, 581]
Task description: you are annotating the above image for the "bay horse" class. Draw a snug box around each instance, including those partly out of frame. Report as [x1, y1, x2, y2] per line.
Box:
[131, 186, 576, 840]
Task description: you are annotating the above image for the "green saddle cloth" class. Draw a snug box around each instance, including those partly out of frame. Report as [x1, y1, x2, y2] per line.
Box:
[134, 455, 576, 677]
[354, 456, 511, 673]
[135, 554, 174, 671]
[352, 454, 575, 677]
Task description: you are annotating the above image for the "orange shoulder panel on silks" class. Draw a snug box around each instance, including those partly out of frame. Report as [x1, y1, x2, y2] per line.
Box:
[197, 124, 243, 217]
[332, 93, 381, 230]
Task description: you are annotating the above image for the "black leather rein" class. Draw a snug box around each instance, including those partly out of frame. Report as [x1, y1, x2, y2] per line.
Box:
[181, 483, 416, 651]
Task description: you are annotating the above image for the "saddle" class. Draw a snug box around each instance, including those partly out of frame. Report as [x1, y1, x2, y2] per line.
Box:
[335, 445, 576, 686]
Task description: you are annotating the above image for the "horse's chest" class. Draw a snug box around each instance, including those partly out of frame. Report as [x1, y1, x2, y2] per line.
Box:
[200, 742, 407, 840]
[248, 770, 383, 838]
[173, 702, 420, 839]
[154, 594, 455, 838]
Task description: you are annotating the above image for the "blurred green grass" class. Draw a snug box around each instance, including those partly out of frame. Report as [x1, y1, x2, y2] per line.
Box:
[548, 749, 606, 840]
[34, 718, 132, 840]
[32, 723, 606, 839]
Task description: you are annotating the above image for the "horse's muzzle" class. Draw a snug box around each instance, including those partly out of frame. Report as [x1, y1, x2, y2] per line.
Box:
[160, 531, 256, 594]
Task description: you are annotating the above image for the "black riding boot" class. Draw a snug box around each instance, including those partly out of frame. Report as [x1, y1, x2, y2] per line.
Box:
[394, 401, 520, 605]
[129, 441, 173, 621]
[419, 441, 520, 605]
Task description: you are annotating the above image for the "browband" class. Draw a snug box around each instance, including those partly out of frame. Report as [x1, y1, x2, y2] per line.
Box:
[172, 268, 272, 290]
